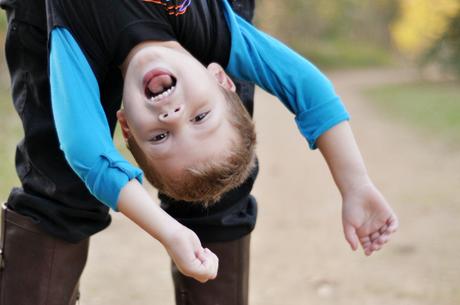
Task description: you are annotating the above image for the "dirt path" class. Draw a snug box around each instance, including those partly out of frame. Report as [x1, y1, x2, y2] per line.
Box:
[81, 68, 460, 305]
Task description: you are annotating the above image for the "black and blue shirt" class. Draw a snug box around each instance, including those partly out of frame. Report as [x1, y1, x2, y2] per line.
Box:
[2, 0, 349, 242]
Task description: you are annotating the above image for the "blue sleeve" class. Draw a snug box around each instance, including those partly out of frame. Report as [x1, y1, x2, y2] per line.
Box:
[221, 1, 350, 149]
[49, 27, 143, 211]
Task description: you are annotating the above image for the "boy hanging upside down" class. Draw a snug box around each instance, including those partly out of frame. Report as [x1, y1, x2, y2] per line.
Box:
[0, 0, 398, 304]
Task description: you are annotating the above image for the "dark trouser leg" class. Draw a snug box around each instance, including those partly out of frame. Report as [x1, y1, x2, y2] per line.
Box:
[0, 205, 89, 305]
[172, 235, 250, 305]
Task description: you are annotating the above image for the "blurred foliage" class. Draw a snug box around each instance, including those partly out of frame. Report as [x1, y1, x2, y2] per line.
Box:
[291, 39, 393, 70]
[0, 10, 5, 27]
[424, 9, 460, 76]
[390, 0, 460, 77]
[255, 0, 399, 68]
[0, 11, 5, 47]
[0, 10, 5, 29]
[1, 11, 7, 88]
[0, 87, 21, 199]
[391, 0, 459, 57]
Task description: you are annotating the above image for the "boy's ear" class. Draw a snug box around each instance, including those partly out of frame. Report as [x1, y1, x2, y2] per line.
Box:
[207, 63, 236, 92]
[116, 109, 131, 141]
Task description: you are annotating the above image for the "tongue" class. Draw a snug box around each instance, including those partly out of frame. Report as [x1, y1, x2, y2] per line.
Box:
[148, 74, 173, 95]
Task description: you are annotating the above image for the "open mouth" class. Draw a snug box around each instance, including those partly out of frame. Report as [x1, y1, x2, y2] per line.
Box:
[143, 69, 177, 103]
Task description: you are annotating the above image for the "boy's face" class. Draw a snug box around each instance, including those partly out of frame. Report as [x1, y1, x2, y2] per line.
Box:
[119, 42, 237, 177]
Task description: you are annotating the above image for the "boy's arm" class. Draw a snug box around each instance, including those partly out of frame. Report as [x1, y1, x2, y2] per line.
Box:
[49, 27, 218, 282]
[222, 2, 398, 254]
[222, 1, 349, 149]
[316, 122, 398, 255]
[117, 180, 218, 281]
[49, 27, 142, 210]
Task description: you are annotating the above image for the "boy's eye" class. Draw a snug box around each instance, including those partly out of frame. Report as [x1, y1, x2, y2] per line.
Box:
[151, 132, 169, 143]
[192, 111, 210, 123]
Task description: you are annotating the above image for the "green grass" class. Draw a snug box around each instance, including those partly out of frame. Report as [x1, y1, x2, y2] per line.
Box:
[0, 86, 22, 200]
[365, 81, 460, 146]
[0, 11, 5, 31]
[293, 39, 394, 70]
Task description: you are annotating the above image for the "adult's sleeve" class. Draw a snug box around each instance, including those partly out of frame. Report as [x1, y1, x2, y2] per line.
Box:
[221, 1, 350, 149]
[49, 27, 143, 210]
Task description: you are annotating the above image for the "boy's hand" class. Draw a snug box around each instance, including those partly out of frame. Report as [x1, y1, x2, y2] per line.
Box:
[316, 122, 398, 256]
[117, 180, 218, 283]
[164, 226, 219, 283]
[341, 182, 398, 256]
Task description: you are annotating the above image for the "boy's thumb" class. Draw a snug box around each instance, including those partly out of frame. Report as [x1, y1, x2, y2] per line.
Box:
[343, 224, 359, 251]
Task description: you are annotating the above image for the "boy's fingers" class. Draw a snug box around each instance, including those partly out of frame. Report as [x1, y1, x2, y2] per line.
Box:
[370, 242, 382, 251]
[379, 224, 388, 234]
[343, 224, 359, 251]
[191, 262, 213, 283]
[195, 248, 219, 282]
[370, 231, 380, 242]
[386, 215, 399, 233]
[180, 250, 210, 283]
[375, 235, 389, 246]
[364, 247, 373, 256]
[202, 248, 219, 277]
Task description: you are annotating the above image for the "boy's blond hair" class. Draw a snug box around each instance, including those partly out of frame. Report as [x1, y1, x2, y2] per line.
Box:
[127, 88, 256, 206]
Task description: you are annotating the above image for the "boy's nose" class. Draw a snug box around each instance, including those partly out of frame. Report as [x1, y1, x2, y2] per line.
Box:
[158, 104, 185, 123]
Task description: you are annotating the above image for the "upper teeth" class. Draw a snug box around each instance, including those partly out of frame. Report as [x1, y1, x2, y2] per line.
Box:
[150, 86, 175, 103]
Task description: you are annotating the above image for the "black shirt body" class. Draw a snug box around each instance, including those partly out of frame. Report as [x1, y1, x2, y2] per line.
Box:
[1, 0, 257, 242]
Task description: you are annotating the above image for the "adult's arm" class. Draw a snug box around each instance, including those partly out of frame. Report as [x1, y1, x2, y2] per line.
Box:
[49, 27, 143, 210]
[221, 0, 349, 149]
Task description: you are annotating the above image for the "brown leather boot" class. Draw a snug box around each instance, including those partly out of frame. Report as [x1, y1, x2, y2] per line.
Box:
[0, 204, 89, 305]
[171, 235, 250, 305]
